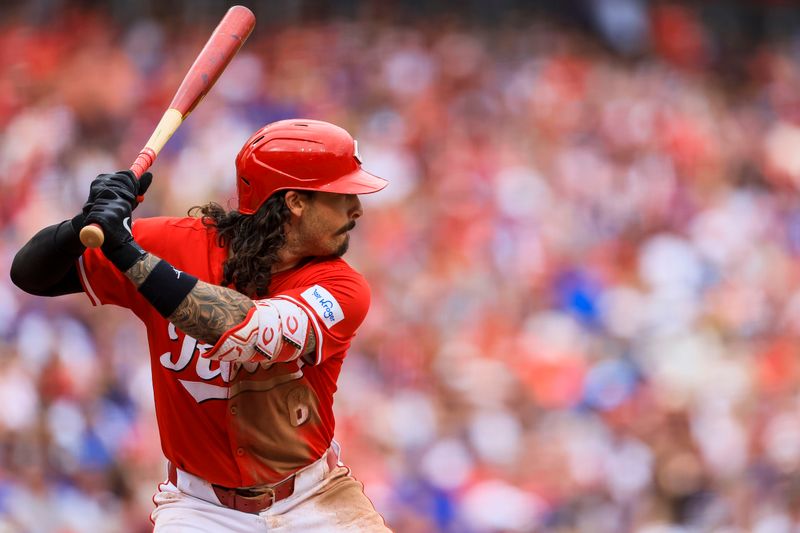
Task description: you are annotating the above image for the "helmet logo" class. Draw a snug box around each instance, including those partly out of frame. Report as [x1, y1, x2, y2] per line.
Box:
[353, 140, 363, 164]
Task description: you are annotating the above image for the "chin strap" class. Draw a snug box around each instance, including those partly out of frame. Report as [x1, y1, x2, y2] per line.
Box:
[204, 298, 310, 364]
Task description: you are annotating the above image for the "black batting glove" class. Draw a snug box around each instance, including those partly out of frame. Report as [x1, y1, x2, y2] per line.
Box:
[80, 170, 153, 220]
[85, 196, 147, 272]
[54, 171, 152, 256]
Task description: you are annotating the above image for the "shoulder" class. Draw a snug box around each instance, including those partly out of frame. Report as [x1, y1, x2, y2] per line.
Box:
[274, 256, 367, 286]
[272, 257, 371, 334]
[300, 257, 365, 280]
[132, 216, 216, 247]
[131, 217, 224, 279]
[299, 259, 371, 328]
[293, 258, 370, 296]
[132, 216, 208, 235]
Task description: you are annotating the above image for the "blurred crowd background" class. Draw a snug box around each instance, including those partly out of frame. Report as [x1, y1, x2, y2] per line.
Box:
[4, 0, 800, 531]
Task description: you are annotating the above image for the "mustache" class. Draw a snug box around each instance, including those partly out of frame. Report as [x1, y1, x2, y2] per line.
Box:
[336, 220, 356, 235]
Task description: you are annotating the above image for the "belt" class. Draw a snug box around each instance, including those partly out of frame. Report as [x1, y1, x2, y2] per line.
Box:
[167, 447, 339, 515]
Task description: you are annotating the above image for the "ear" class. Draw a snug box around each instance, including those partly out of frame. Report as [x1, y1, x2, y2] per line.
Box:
[284, 191, 311, 217]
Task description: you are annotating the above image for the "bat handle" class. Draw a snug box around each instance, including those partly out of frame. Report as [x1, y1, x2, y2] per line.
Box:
[79, 147, 157, 248]
[130, 147, 157, 179]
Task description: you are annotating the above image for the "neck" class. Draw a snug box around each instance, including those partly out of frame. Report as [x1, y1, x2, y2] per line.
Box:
[271, 230, 305, 273]
[271, 252, 300, 273]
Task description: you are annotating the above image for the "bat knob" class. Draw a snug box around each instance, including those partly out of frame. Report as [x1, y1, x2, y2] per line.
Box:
[80, 223, 105, 248]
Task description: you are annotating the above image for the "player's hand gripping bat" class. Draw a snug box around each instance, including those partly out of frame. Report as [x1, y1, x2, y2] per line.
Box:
[79, 5, 256, 248]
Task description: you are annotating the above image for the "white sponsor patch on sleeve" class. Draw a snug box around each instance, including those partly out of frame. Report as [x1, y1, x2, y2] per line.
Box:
[300, 285, 345, 328]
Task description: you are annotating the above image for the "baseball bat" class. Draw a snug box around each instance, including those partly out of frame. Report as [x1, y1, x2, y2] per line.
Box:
[79, 5, 256, 248]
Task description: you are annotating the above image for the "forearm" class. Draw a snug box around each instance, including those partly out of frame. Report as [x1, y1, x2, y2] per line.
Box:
[126, 254, 253, 342]
[125, 252, 317, 357]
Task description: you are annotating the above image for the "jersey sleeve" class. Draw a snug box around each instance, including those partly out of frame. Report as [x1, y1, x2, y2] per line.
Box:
[76, 219, 159, 311]
[78, 247, 134, 310]
[271, 271, 371, 365]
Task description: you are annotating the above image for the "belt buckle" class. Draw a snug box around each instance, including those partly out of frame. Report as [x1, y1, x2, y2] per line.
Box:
[261, 486, 276, 509]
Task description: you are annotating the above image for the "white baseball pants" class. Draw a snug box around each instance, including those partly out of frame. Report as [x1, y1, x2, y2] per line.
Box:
[150, 449, 390, 532]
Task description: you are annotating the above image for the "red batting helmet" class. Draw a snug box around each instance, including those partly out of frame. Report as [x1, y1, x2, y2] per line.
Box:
[235, 119, 388, 215]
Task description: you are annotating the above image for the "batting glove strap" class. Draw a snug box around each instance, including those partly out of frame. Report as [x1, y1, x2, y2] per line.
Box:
[204, 298, 309, 364]
[104, 241, 147, 272]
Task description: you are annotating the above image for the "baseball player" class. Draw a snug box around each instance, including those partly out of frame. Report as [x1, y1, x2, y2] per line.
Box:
[12, 119, 391, 532]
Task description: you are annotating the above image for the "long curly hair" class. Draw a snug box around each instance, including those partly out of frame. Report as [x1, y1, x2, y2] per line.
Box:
[190, 191, 292, 298]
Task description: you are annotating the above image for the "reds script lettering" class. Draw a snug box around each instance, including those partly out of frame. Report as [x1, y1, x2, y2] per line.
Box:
[158, 322, 298, 402]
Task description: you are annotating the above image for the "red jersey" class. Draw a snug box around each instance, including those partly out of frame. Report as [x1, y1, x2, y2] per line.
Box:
[77, 216, 371, 487]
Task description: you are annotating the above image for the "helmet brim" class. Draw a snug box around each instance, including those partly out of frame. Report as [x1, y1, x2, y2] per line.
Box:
[314, 168, 388, 195]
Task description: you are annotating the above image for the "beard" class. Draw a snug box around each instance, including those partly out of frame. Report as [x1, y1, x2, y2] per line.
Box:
[335, 233, 350, 257]
[333, 220, 355, 257]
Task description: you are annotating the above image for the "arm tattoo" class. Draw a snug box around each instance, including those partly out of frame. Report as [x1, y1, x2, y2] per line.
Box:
[125, 254, 161, 286]
[169, 279, 254, 343]
[124, 253, 319, 352]
[125, 253, 253, 343]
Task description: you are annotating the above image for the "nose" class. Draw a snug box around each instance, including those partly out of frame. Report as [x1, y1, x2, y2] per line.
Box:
[349, 195, 363, 220]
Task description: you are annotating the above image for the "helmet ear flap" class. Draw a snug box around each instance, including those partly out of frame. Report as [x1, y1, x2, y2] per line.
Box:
[235, 170, 253, 213]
